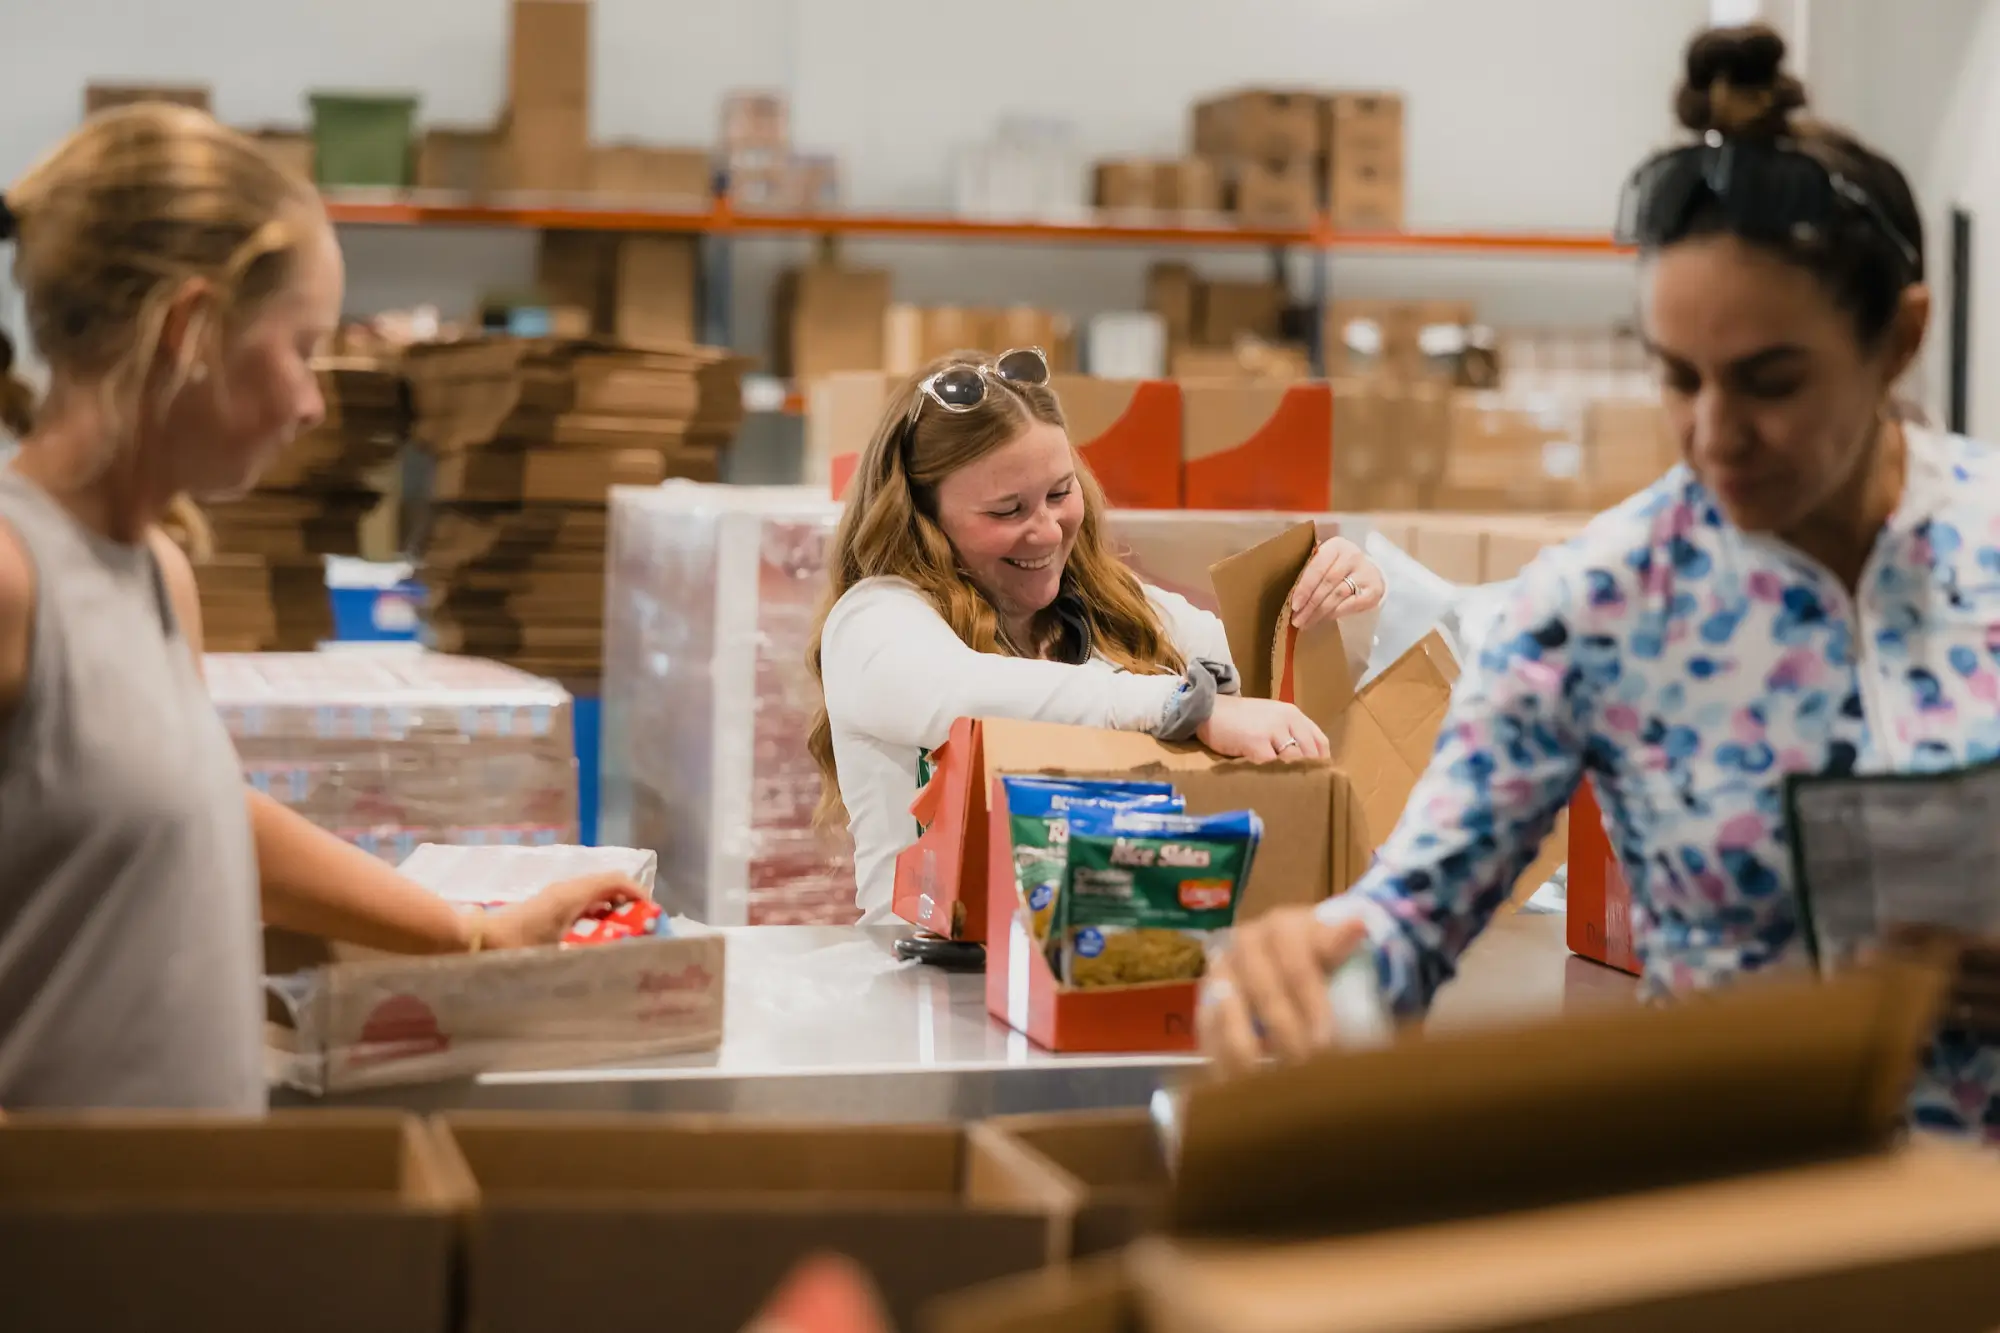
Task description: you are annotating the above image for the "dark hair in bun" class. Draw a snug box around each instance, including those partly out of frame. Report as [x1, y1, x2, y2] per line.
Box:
[1674, 23, 1808, 140]
[1654, 22, 1925, 346]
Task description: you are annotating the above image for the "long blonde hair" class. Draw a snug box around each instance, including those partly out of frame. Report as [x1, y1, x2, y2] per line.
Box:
[0, 102, 319, 491]
[807, 351, 1184, 827]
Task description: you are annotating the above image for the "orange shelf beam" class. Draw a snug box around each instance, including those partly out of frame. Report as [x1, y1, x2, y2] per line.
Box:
[321, 192, 1628, 257]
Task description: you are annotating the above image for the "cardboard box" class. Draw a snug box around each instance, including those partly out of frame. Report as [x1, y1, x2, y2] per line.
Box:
[978, 720, 1355, 1048]
[591, 143, 712, 200]
[1194, 279, 1285, 349]
[84, 83, 210, 117]
[611, 233, 699, 346]
[430, 446, 667, 503]
[1193, 90, 1321, 163]
[437, 1114, 1073, 1333]
[1324, 299, 1477, 381]
[809, 370, 895, 493]
[983, 1110, 1166, 1258]
[1228, 159, 1318, 228]
[1584, 394, 1677, 505]
[1567, 778, 1640, 976]
[1094, 160, 1159, 210]
[1051, 375, 1182, 509]
[251, 128, 315, 183]
[721, 90, 789, 153]
[1155, 159, 1221, 213]
[1181, 381, 1333, 511]
[416, 126, 498, 193]
[510, 0, 590, 110]
[504, 105, 590, 192]
[1172, 343, 1311, 384]
[773, 265, 893, 385]
[1439, 390, 1587, 512]
[267, 843, 725, 1093]
[0, 1112, 464, 1333]
[1323, 93, 1406, 231]
[1145, 263, 1200, 347]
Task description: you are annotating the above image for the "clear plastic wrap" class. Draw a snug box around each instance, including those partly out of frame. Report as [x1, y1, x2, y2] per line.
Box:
[602, 483, 856, 926]
[207, 651, 579, 861]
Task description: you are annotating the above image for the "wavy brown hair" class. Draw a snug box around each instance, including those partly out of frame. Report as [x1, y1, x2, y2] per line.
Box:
[807, 351, 1184, 827]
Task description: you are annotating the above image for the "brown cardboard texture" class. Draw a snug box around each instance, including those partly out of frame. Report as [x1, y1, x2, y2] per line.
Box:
[983, 1109, 1167, 1257]
[925, 1257, 1140, 1333]
[1135, 1137, 2000, 1333]
[1211, 522, 1454, 883]
[435, 1113, 1073, 1333]
[0, 1111, 465, 1333]
[1166, 958, 1943, 1239]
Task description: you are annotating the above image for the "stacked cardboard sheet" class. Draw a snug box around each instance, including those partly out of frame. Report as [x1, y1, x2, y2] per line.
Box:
[402, 337, 747, 681]
[194, 357, 405, 650]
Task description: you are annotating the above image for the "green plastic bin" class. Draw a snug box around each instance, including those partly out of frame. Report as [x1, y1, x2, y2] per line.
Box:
[309, 93, 419, 188]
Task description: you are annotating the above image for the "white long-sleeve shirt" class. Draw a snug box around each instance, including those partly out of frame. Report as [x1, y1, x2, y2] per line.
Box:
[820, 575, 1234, 924]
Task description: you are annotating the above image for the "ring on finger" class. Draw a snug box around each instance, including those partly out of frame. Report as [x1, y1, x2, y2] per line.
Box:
[1341, 575, 1361, 600]
[1277, 737, 1301, 753]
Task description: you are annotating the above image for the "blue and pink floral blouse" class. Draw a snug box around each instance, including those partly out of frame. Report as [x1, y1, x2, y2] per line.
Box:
[1322, 425, 2000, 1140]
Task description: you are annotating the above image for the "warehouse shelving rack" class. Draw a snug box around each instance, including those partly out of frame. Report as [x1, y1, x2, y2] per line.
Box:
[321, 190, 1635, 389]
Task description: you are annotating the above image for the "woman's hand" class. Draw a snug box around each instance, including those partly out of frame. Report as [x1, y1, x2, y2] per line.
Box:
[1199, 910, 1369, 1076]
[482, 872, 648, 950]
[1196, 695, 1330, 762]
[1289, 536, 1385, 630]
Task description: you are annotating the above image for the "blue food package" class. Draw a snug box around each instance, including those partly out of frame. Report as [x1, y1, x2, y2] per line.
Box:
[1001, 777, 1184, 942]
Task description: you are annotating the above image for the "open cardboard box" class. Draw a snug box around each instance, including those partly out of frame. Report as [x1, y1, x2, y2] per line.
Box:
[934, 959, 1998, 1333]
[0, 1111, 466, 1333]
[266, 844, 725, 1094]
[982, 1109, 1167, 1257]
[432, 1112, 1075, 1333]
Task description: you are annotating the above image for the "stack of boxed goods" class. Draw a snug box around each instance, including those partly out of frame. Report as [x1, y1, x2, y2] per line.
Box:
[206, 651, 578, 862]
[535, 228, 701, 347]
[1440, 325, 1670, 514]
[1321, 92, 1406, 230]
[504, 0, 590, 191]
[772, 263, 893, 387]
[720, 90, 840, 211]
[600, 483, 855, 926]
[882, 305, 1076, 376]
[1192, 90, 1322, 229]
[1090, 158, 1221, 218]
[404, 336, 748, 683]
[192, 356, 406, 651]
[1146, 261, 1307, 379]
[1319, 298, 1477, 513]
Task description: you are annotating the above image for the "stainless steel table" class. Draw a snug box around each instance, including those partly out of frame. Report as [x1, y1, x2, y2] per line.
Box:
[278, 908, 1634, 1120]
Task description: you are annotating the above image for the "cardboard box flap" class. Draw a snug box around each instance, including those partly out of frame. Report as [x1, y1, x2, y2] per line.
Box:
[923, 1257, 1138, 1333]
[1210, 521, 1316, 701]
[1132, 1138, 2000, 1333]
[1166, 960, 1947, 1240]
[978, 717, 1214, 782]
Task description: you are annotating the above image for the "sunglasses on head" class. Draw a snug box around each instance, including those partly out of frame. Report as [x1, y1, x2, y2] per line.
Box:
[1615, 135, 1919, 277]
[905, 347, 1052, 430]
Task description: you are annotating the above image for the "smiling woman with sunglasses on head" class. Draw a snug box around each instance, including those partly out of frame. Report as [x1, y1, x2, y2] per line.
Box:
[1203, 24, 2000, 1142]
[809, 347, 1385, 926]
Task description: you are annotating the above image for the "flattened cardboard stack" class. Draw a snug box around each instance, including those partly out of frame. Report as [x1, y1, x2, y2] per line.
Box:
[205, 651, 578, 864]
[402, 337, 747, 682]
[194, 357, 405, 650]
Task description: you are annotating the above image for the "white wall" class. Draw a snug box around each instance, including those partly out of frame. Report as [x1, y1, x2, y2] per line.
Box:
[4, 0, 1717, 359]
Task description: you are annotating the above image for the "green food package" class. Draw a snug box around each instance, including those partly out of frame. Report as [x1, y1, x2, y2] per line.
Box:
[999, 777, 1182, 944]
[1053, 807, 1263, 989]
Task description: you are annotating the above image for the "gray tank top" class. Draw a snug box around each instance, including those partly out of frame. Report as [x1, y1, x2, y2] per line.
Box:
[0, 471, 263, 1110]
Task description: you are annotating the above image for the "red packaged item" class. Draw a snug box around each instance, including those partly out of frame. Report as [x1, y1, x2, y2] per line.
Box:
[562, 898, 668, 948]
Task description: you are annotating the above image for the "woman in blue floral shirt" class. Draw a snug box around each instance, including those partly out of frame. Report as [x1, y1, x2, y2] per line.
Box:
[1203, 24, 2000, 1141]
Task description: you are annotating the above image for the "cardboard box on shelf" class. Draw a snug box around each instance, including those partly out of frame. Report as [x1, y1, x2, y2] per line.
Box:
[939, 960, 1978, 1333]
[1170, 342, 1311, 383]
[84, 83, 211, 117]
[1050, 376, 1182, 509]
[1195, 278, 1285, 348]
[0, 1112, 464, 1333]
[1439, 390, 1588, 512]
[504, 105, 590, 192]
[1227, 158, 1318, 228]
[1145, 262, 1201, 348]
[1093, 160, 1159, 211]
[992, 305, 1076, 368]
[1181, 380, 1333, 511]
[1323, 92, 1406, 231]
[509, 0, 590, 110]
[250, 128, 315, 183]
[437, 1114, 1072, 1333]
[1324, 299, 1478, 380]
[611, 233, 700, 346]
[1193, 90, 1322, 164]
[1155, 158, 1221, 214]
[1585, 394, 1677, 505]
[773, 264, 893, 385]
[721, 90, 789, 154]
[590, 143, 712, 200]
[416, 126, 498, 192]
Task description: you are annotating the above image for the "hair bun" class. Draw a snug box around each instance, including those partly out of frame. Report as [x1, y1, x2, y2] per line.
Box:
[1675, 23, 1808, 139]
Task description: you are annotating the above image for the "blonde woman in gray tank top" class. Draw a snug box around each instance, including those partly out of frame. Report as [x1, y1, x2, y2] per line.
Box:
[0, 108, 645, 1112]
